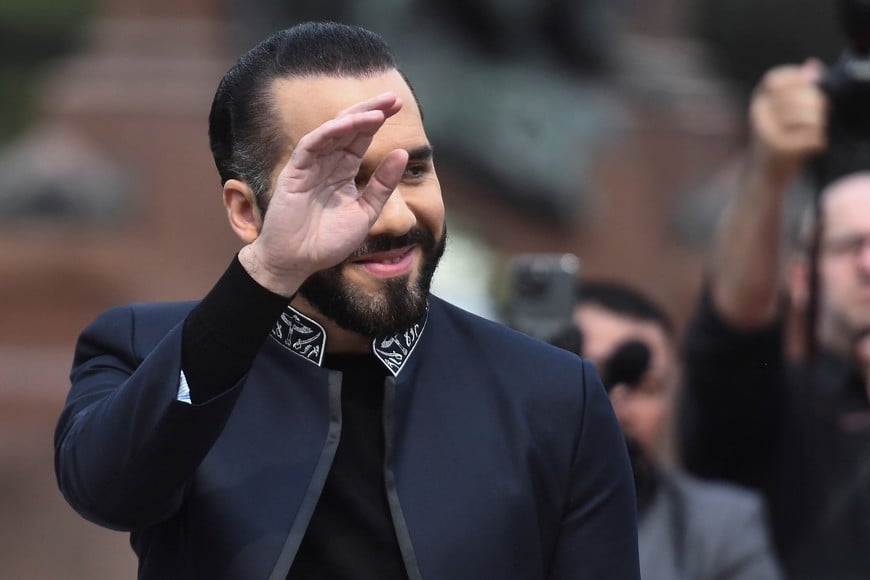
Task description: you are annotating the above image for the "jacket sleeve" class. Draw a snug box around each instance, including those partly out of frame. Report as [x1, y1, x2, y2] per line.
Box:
[549, 360, 641, 579]
[678, 285, 788, 489]
[54, 304, 245, 531]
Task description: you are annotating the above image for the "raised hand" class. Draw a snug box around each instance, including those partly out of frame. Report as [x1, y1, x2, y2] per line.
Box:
[241, 92, 410, 296]
[748, 60, 828, 181]
[709, 60, 828, 327]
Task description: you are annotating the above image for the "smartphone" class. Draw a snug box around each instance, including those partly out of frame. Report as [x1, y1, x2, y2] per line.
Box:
[504, 253, 581, 343]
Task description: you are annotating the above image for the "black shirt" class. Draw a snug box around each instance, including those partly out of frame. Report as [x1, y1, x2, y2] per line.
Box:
[287, 354, 407, 579]
[180, 256, 407, 579]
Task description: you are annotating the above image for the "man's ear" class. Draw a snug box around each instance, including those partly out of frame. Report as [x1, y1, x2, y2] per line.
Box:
[223, 179, 262, 244]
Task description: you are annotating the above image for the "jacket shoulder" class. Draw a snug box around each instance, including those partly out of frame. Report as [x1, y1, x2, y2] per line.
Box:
[426, 295, 593, 404]
[429, 295, 583, 367]
[81, 301, 198, 357]
[88, 300, 197, 330]
[671, 470, 765, 515]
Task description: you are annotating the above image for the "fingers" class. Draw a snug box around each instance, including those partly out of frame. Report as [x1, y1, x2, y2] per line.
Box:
[800, 58, 824, 82]
[359, 148, 409, 217]
[336, 91, 403, 120]
[292, 111, 384, 167]
[318, 92, 403, 158]
[762, 66, 826, 118]
[289, 92, 404, 170]
[750, 61, 828, 165]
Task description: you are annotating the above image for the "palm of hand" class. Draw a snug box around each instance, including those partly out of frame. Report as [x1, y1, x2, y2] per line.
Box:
[250, 94, 409, 284]
[263, 150, 375, 273]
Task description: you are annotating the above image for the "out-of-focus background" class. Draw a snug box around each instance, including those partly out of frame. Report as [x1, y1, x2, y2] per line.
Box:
[0, 0, 844, 577]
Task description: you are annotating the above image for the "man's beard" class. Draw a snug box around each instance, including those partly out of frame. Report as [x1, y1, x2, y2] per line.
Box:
[298, 226, 447, 338]
[625, 435, 659, 516]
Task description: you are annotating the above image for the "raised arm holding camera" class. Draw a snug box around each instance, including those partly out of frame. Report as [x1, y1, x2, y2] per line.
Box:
[678, 54, 870, 579]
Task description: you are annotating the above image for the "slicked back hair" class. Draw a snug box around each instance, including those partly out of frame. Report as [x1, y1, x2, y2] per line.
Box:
[208, 22, 404, 216]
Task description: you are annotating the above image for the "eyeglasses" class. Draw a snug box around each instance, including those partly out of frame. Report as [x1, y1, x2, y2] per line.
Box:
[821, 233, 870, 259]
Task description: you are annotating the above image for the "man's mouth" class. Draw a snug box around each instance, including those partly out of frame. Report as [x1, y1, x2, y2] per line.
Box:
[350, 246, 416, 278]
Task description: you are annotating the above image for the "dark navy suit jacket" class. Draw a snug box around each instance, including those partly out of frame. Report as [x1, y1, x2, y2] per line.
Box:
[55, 296, 639, 579]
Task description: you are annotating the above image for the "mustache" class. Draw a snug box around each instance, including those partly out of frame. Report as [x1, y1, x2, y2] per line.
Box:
[351, 227, 437, 257]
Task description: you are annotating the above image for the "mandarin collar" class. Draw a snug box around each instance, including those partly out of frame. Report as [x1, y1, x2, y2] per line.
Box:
[269, 302, 428, 377]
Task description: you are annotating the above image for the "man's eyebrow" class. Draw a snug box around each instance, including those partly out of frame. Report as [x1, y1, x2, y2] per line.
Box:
[406, 145, 434, 161]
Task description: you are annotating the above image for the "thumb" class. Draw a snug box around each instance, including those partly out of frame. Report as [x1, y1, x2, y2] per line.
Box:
[801, 58, 825, 83]
[360, 148, 409, 217]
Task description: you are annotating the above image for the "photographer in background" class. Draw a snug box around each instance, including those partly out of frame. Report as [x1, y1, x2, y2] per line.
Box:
[575, 281, 783, 580]
[678, 58, 870, 579]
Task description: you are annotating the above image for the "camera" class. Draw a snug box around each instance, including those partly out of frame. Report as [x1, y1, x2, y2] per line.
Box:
[815, 0, 870, 187]
[504, 253, 581, 347]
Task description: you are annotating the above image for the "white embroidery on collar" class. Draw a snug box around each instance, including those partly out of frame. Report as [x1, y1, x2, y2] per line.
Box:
[270, 304, 428, 376]
[270, 308, 326, 366]
[372, 308, 428, 377]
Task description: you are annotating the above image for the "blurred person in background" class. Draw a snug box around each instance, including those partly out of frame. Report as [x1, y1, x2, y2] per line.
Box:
[679, 60, 870, 579]
[575, 281, 784, 580]
[53, 22, 639, 580]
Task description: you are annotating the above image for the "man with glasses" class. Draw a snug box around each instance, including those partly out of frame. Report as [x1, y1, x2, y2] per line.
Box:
[678, 60, 870, 579]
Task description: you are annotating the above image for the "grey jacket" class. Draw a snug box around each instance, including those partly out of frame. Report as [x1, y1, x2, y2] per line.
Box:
[639, 469, 784, 580]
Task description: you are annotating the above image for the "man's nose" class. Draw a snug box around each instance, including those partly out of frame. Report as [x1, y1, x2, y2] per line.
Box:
[369, 187, 416, 236]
